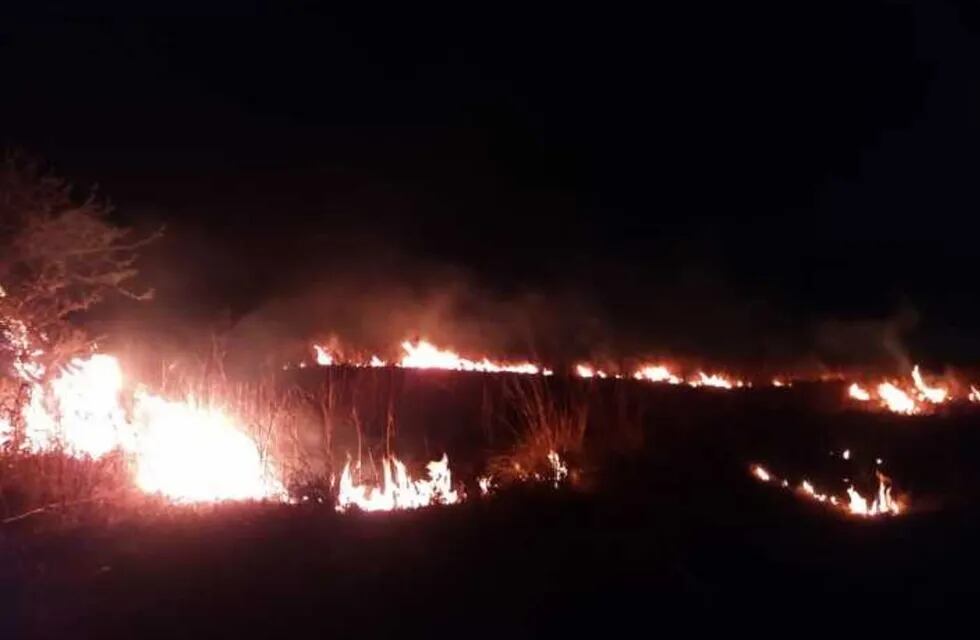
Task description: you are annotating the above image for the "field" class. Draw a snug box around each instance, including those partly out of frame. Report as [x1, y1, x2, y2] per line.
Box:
[4, 370, 980, 636]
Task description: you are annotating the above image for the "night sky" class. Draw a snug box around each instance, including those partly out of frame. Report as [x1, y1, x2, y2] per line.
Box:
[3, 2, 980, 367]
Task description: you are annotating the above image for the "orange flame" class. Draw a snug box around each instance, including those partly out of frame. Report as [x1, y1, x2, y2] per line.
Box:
[336, 453, 460, 512]
[634, 365, 682, 384]
[848, 383, 871, 402]
[877, 382, 917, 415]
[911, 365, 948, 404]
[753, 465, 904, 518]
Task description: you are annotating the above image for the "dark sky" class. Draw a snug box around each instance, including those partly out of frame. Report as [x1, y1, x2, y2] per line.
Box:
[2, 2, 980, 366]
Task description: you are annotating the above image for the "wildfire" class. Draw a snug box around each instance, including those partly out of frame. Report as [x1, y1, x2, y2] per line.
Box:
[876, 382, 917, 415]
[131, 390, 284, 503]
[1, 349, 285, 503]
[313, 344, 333, 366]
[336, 453, 460, 512]
[751, 464, 904, 518]
[911, 365, 948, 404]
[689, 372, 740, 389]
[634, 365, 682, 384]
[848, 383, 871, 402]
[312, 340, 545, 375]
[399, 340, 542, 374]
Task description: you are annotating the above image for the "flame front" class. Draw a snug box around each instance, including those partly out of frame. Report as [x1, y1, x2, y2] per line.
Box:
[336, 453, 460, 512]
[848, 383, 871, 402]
[753, 465, 904, 518]
[2, 352, 284, 503]
[131, 390, 284, 502]
[634, 365, 682, 384]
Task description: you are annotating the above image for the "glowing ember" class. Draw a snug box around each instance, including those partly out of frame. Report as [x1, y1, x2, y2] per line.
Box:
[842, 449, 850, 460]
[877, 382, 917, 415]
[970, 386, 980, 403]
[548, 450, 569, 487]
[478, 475, 492, 496]
[336, 453, 460, 512]
[848, 383, 871, 402]
[634, 365, 682, 384]
[752, 465, 771, 482]
[911, 365, 948, 404]
[771, 378, 789, 387]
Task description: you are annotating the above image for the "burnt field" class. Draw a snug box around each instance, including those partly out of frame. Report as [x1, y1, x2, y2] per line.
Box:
[4, 370, 980, 637]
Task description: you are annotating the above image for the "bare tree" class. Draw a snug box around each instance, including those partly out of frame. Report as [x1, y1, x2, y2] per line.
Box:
[0, 152, 159, 378]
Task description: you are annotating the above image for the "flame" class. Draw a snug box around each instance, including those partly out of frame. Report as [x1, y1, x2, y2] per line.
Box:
[753, 465, 904, 518]
[846, 474, 902, 516]
[1, 348, 284, 503]
[336, 453, 460, 512]
[634, 365, 682, 384]
[848, 383, 871, 402]
[911, 365, 948, 404]
[313, 345, 334, 366]
[970, 386, 980, 403]
[131, 390, 284, 502]
[877, 382, 917, 415]
[576, 364, 596, 378]
[690, 372, 736, 389]
[398, 340, 541, 374]
[548, 450, 569, 487]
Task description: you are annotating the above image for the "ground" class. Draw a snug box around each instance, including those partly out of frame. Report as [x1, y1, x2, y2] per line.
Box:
[3, 379, 979, 636]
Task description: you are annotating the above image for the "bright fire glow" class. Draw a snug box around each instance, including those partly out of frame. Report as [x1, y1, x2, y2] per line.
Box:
[398, 340, 541, 374]
[690, 372, 736, 389]
[911, 365, 948, 404]
[313, 345, 333, 366]
[131, 390, 284, 502]
[1, 347, 284, 503]
[846, 474, 902, 516]
[336, 453, 460, 512]
[634, 365, 682, 384]
[753, 465, 904, 518]
[877, 382, 917, 415]
[970, 386, 980, 403]
[848, 383, 871, 402]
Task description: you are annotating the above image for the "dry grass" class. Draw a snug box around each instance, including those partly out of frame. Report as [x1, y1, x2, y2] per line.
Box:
[0, 448, 137, 524]
[487, 376, 589, 486]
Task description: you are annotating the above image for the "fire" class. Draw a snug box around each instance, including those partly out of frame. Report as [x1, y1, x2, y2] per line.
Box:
[752, 465, 904, 518]
[131, 390, 284, 503]
[846, 473, 902, 516]
[634, 365, 682, 384]
[575, 364, 609, 378]
[336, 453, 460, 512]
[911, 365, 948, 404]
[548, 450, 569, 487]
[313, 345, 333, 366]
[690, 372, 736, 389]
[848, 383, 871, 402]
[2, 348, 285, 503]
[970, 386, 980, 403]
[877, 382, 917, 415]
[400, 340, 541, 374]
